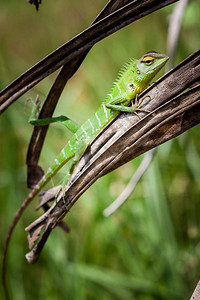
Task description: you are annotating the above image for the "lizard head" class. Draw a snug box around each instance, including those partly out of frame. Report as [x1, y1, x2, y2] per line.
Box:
[137, 51, 169, 74]
[134, 51, 169, 88]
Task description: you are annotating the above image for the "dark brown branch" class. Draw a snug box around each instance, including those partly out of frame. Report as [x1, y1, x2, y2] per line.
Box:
[25, 49, 200, 263]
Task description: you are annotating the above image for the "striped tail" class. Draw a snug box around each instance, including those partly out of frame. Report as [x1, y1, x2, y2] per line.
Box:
[2, 142, 74, 292]
[33, 141, 74, 196]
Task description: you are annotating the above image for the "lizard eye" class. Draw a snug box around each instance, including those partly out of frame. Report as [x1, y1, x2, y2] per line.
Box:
[141, 56, 155, 65]
[145, 60, 153, 65]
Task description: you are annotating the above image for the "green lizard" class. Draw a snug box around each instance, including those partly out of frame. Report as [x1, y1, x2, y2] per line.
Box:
[2, 51, 168, 292]
[27, 51, 168, 198]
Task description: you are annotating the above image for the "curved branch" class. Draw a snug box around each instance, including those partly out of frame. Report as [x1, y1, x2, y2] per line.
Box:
[103, 149, 155, 216]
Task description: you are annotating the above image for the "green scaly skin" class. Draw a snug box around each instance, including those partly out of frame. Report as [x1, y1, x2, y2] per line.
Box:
[3, 51, 168, 279]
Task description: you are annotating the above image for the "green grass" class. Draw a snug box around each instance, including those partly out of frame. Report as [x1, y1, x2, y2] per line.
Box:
[0, 1, 200, 299]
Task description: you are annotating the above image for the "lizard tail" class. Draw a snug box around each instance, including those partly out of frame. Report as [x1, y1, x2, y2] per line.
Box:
[2, 145, 73, 299]
[2, 162, 63, 299]
[2, 188, 39, 300]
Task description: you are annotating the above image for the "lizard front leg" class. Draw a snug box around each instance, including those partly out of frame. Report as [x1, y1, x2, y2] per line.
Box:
[106, 95, 150, 114]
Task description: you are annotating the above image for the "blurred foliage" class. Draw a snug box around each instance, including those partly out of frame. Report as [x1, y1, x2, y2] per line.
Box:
[0, 0, 200, 299]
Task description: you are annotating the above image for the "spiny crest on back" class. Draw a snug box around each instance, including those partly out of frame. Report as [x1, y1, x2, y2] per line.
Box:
[107, 58, 136, 94]
[115, 58, 136, 81]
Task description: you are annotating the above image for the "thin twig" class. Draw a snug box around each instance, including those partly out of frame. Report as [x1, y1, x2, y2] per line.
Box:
[103, 149, 155, 216]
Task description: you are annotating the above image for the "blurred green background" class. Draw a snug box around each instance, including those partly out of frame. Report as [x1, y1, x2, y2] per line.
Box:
[0, 1, 200, 299]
